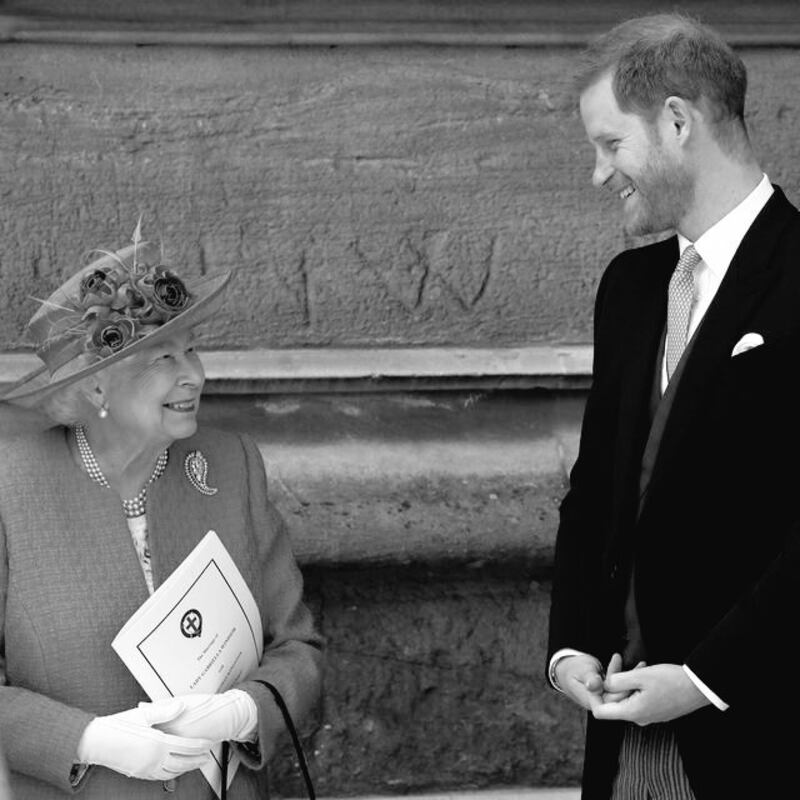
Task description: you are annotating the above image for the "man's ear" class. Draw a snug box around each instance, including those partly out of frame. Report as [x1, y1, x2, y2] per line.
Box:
[663, 95, 694, 145]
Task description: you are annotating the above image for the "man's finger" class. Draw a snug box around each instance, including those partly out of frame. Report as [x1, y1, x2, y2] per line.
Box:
[593, 698, 639, 722]
[583, 672, 604, 694]
[566, 674, 604, 712]
[579, 682, 604, 714]
[606, 652, 623, 677]
[604, 670, 644, 693]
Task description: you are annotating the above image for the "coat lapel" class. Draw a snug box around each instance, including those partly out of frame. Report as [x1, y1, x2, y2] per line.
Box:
[610, 239, 676, 538]
[638, 187, 798, 517]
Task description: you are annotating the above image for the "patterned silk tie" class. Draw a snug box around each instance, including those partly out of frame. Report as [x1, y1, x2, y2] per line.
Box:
[665, 244, 701, 381]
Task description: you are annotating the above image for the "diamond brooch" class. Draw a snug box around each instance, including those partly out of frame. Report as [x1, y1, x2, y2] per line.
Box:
[184, 450, 218, 496]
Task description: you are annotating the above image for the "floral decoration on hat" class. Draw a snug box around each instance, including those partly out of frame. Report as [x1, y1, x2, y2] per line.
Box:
[79, 264, 193, 358]
[73, 222, 193, 359]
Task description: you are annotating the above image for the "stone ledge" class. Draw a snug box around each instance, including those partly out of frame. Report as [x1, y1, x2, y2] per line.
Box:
[0, 346, 593, 394]
[284, 791, 579, 800]
[3, 1, 800, 46]
[7, 26, 800, 47]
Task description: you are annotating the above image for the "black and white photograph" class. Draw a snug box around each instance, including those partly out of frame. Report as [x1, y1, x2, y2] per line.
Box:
[1, 2, 799, 799]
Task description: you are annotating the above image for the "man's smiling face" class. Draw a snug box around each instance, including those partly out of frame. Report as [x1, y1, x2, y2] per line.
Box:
[580, 71, 694, 236]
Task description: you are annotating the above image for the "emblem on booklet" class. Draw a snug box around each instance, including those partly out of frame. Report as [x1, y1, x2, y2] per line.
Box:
[180, 608, 203, 638]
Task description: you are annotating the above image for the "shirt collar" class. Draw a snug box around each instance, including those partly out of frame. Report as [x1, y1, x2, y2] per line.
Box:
[677, 174, 773, 276]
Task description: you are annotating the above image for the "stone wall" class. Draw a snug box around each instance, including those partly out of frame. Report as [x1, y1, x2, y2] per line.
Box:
[2, 22, 800, 797]
[200, 389, 585, 792]
[2, 46, 799, 352]
[295, 564, 583, 796]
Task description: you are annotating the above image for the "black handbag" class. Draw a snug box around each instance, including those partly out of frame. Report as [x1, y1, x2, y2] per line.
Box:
[220, 680, 315, 800]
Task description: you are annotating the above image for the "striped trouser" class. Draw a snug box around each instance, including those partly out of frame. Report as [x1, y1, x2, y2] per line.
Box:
[611, 723, 696, 800]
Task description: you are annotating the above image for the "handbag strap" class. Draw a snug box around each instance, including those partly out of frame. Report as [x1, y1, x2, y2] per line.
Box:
[221, 741, 230, 800]
[219, 680, 316, 800]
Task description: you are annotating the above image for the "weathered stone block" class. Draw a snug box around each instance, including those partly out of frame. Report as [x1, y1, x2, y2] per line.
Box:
[198, 390, 583, 564]
[1, 45, 797, 351]
[270, 565, 585, 796]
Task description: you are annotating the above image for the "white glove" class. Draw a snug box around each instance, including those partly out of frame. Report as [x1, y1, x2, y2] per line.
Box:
[77, 699, 214, 781]
[142, 689, 258, 743]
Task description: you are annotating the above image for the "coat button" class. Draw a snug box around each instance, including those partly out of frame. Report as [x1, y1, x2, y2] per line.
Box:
[163, 779, 176, 792]
[609, 563, 618, 580]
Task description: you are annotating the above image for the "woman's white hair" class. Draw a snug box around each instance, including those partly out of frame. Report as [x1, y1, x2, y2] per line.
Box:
[36, 355, 100, 427]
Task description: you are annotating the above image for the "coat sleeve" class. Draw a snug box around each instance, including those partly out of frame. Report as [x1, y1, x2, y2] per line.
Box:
[685, 520, 800, 708]
[233, 434, 324, 769]
[546, 258, 620, 663]
[0, 513, 94, 793]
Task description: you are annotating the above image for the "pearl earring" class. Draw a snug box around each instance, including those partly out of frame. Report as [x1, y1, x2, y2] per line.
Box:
[98, 403, 109, 420]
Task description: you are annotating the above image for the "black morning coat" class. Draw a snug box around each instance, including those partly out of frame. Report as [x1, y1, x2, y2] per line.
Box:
[547, 186, 800, 799]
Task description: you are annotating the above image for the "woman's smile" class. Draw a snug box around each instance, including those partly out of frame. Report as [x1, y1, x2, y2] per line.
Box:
[163, 399, 198, 413]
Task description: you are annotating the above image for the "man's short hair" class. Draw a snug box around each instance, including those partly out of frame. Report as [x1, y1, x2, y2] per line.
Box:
[576, 14, 748, 134]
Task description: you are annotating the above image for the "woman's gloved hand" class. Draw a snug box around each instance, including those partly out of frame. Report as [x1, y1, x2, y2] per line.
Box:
[142, 690, 258, 743]
[77, 699, 214, 780]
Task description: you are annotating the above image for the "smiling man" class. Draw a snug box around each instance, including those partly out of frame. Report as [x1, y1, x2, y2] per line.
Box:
[546, 13, 800, 800]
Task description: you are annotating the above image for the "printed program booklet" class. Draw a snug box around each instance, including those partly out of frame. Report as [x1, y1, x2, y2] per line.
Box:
[112, 530, 263, 797]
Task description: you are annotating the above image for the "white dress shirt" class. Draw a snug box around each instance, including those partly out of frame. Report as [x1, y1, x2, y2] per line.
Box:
[550, 174, 774, 711]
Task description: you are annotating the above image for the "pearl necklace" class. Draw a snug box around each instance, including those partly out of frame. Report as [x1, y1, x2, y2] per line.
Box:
[75, 425, 169, 519]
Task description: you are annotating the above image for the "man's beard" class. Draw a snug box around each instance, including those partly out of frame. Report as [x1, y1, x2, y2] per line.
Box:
[624, 149, 694, 237]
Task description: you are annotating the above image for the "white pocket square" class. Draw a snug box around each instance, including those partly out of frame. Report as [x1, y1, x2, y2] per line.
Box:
[731, 332, 764, 357]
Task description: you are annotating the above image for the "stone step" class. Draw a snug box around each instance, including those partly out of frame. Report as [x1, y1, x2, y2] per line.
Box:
[286, 791, 580, 800]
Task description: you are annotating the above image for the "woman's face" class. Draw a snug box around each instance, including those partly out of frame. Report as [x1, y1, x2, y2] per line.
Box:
[97, 330, 205, 451]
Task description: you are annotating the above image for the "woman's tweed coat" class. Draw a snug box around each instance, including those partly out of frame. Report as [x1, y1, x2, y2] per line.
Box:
[0, 425, 323, 799]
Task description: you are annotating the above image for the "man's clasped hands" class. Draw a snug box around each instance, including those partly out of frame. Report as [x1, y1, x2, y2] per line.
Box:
[555, 653, 710, 727]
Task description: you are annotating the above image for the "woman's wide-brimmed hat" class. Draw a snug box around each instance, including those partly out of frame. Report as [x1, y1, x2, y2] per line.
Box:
[1, 231, 231, 406]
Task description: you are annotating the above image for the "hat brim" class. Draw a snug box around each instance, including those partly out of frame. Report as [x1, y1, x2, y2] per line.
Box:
[1, 270, 231, 406]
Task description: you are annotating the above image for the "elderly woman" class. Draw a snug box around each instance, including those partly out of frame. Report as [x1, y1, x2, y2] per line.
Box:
[0, 231, 322, 798]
